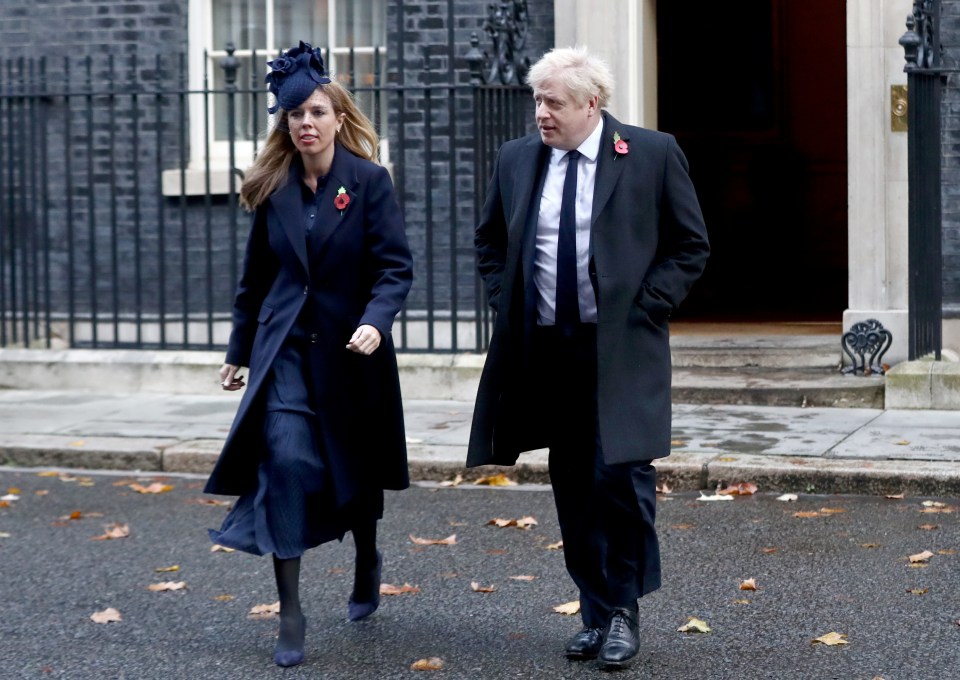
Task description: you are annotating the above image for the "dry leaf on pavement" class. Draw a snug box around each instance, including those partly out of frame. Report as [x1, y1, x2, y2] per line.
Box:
[546, 541, 564, 550]
[193, 498, 231, 507]
[738, 578, 758, 591]
[155, 565, 180, 573]
[922, 501, 947, 508]
[906, 588, 929, 595]
[677, 617, 711, 633]
[475, 474, 516, 487]
[210, 544, 235, 553]
[819, 507, 847, 515]
[860, 543, 881, 549]
[937, 549, 957, 555]
[812, 632, 849, 646]
[470, 582, 496, 593]
[793, 511, 821, 518]
[380, 583, 420, 596]
[410, 657, 444, 671]
[439, 474, 464, 487]
[885, 493, 905, 500]
[719, 482, 758, 496]
[213, 594, 235, 602]
[148, 581, 187, 592]
[90, 608, 122, 624]
[917, 524, 939, 531]
[409, 534, 457, 545]
[553, 600, 581, 615]
[248, 602, 280, 619]
[776, 494, 798, 502]
[697, 491, 733, 502]
[130, 482, 174, 494]
[509, 575, 537, 581]
[908, 550, 934, 563]
[91, 523, 130, 540]
[656, 482, 673, 494]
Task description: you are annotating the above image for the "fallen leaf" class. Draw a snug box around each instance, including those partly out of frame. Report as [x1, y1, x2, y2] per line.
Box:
[677, 617, 711, 633]
[656, 482, 673, 494]
[697, 492, 733, 502]
[546, 541, 564, 550]
[909, 550, 934, 563]
[508, 575, 537, 581]
[0, 494, 19, 502]
[732, 599, 751, 605]
[78, 480, 95, 487]
[470, 581, 496, 593]
[37, 471, 60, 477]
[439, 474, 464, 487]
[719, 482, 758, 496]
[860, 543, 881, 549]
[148, 581, 187, 592]
[917, 524, 939, 531]
[7, 487, 20, 494]
[516, 516, 538, 529]
[90, 607, 122, 624]
[715, 456, 737, 462]
[0, 532, 10, 538]
[69, 441, 85, 447]
[0, 501, 9, 508]
[895, 440, 910, 446]
[776, 494, 798, 502]
[213, 594, 235, 602]
[671, 523, 696, 530]
[59, 511, 83, 521]
[920, 507, 953, 514]
[906, 588, 929, 595]
[885, 493, 905, 500]
[793, 511, 821, 518]
[487, 518, 514, 528]
[670, 440, 686, 447]
[553, 600, 581, 615]
[475, 474, 516, 487]
[812, 632, 849, 646]
[486, 549, 507, 555]
[410, 657, 444, 671]
[937, 549, 957, 555]
[248, 602, 280, 619]
[738, 578, 758, 591]
[91, 523, 130, 540]
[922, 501, 947, 508]
[210, 544, 235, 553]
[819, 507, 847, 515]
[449, 521, 468, 527]
[760, 547, 779, 554]
[35, 490, 49, 496]
[130, 483, 174, 494]
[908, 563, 929, 569]
[193, 498, 231, 507]
[112, 479, 136, 487]
[409, 534, 457, 545]
[380, 583, 420, 596]
[155, 565, 180, 573]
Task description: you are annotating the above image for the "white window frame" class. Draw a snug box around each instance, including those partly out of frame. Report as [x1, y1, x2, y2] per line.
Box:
[164, 0, 387, 196]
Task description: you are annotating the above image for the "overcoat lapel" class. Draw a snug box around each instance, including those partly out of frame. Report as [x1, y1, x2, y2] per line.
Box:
[270, 178, 310, 274]
[591, 112, 626, 228]
[309, 144, 360, 258]
[517, 139, 552, 297]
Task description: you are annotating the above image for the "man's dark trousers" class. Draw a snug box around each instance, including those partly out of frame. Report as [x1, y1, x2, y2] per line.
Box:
[533, 322, 661, 630]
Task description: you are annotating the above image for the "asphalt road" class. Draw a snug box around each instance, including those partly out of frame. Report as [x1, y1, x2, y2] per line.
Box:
[0, 468, 958, 679]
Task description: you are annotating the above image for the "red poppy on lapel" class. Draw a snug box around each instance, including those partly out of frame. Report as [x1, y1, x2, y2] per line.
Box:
[613, 131, 629, 159]
[334, 186, 350, 214]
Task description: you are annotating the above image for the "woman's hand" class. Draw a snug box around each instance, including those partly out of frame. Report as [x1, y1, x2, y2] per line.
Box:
[346, 324, 381, 355]
[219, 363, 246, 391]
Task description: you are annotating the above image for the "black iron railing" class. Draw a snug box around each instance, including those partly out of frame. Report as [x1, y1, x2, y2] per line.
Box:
[0, 45, 531, 353]
[901, 0, 945, 360]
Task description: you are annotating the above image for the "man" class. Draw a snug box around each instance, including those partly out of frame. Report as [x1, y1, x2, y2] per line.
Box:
[467, 46, 709, 669]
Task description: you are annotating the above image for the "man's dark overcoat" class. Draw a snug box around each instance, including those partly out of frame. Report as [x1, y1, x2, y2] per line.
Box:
[467, 112, 709, 467]
[205, 145, 413, 502]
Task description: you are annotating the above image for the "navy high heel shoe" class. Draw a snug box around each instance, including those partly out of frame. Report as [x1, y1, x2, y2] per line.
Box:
[347, 550, 382, 621]
[273, 614, 306, 667]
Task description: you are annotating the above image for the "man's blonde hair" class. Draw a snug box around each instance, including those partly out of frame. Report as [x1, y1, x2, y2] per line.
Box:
[525, 46, 614, 108]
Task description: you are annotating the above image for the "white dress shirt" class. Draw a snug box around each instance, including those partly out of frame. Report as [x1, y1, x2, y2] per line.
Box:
[534, 119, 603, 326]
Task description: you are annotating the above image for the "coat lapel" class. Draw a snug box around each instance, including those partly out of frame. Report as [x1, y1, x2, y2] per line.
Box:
[309, 143, 360, 258]
[516, 138, 551, 294]
[591, 112, 626, 228]
[269, 173, 310, 275]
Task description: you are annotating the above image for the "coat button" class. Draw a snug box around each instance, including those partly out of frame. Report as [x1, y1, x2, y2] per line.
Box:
[310, 333, 319, 344]
[303, 286, 308, 295]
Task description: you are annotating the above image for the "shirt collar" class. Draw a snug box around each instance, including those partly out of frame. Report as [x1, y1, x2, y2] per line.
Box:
[550, 115, 605, 164]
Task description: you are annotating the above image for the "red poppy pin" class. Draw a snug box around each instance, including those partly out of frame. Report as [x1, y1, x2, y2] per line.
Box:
[613, 131, 629, 159]
[334, 186, 350, 214]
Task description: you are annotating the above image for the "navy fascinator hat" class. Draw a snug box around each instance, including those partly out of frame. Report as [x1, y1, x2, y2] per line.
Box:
[265, 41, 332, 114]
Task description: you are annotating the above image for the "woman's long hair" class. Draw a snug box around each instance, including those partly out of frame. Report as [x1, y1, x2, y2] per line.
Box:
[239, 80, 379, 211]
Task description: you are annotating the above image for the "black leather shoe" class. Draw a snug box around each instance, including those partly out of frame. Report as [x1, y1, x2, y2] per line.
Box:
[598, 608, 640, 668]
[564, 627, 604, 659]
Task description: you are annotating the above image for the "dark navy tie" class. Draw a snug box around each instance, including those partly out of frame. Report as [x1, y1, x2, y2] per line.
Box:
[555, 149, 581, 335]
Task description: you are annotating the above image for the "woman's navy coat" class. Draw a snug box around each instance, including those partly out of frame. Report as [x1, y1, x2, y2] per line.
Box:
[204, 145, 413, 503]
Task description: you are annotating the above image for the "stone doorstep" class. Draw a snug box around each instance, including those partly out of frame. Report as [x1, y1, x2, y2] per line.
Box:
[885, 360, 960, 409]
[5, 439, 959, 496]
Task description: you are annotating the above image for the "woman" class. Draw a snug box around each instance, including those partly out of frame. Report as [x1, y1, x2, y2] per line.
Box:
[204, 41, 413, 668]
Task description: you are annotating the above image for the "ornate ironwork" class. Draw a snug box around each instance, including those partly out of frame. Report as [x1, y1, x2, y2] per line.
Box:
[900, 0, 941, 71]
[841, 320, 893, 376]
[464, 1, 531, 85]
